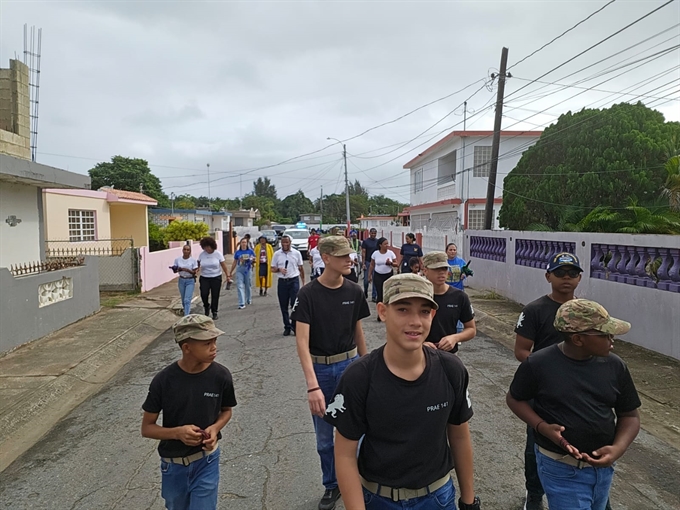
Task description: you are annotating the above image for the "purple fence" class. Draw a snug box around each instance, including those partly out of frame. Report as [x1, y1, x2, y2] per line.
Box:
[515, 239, 577, 269]
[591, 243, 680, 293]
[470, 236, 507, 262]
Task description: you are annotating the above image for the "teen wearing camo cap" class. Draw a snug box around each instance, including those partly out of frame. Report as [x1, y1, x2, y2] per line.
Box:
[513, 251, 585, 510]
[422, 251, 476, 354]
[142, 314, 237, 510]
[291, 236, 370, 510]
[326, 273, 481, 510]
[507, 299, 641, 510]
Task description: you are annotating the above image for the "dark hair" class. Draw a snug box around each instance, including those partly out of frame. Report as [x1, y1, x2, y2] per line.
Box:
[409, 257, 420, 269]
[446, 242, 457, 250]
[245, 233, 251, 239]
[377, 237, 388, 247]
[370, 228, 377, 233]
[200, 237, 218, 250]
[406, 233, 416, 242]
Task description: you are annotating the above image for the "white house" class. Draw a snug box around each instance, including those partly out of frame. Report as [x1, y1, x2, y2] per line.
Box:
[404, 130, 542, 231]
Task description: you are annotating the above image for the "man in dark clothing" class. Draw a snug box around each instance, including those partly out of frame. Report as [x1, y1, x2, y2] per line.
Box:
[513, 252, 584, 510]
[361, 228, 379, 301]
[292, 236, 370, 510]
[507, 299, 640, 510]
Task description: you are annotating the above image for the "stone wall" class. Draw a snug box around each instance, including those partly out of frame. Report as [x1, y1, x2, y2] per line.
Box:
[0, 59, 30, 160]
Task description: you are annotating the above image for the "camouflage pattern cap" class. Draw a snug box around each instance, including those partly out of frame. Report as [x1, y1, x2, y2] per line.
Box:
[173, 314, 225, 343]
[382, 273, 438, 310]
[318, 236, 354, 256]
[422, 251, 449, 269]
[554, 299, 630, 335]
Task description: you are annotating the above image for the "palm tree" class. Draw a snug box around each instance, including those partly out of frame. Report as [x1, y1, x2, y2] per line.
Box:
[661, 155, 680, 212]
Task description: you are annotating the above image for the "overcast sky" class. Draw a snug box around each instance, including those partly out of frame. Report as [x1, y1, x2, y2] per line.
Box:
[1, 0, 678, 203]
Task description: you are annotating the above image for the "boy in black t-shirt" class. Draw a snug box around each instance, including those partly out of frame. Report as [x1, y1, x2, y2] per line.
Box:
[422, 251, 476, 354]
[291, 236, 370, 510]
[325, 273, 481, 510]
[141, 314, 237, 510]
[513, 252, 583, 510]
[507, 299, 641, 510]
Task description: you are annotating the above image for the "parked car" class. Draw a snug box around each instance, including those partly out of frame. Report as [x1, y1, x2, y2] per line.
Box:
[272, 225, 287, 238]
[259, 229, 279, 248]
[283, 228, 310, 259]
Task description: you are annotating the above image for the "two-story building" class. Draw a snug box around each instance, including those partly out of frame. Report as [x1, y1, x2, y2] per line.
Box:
[149, 208, 231, 231]
[404, 130, 542, 231]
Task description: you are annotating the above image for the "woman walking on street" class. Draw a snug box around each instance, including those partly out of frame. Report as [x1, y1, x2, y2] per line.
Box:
[368, 237, 397, 315]
[173, 244, 198, 315]
[309, 244, 325, 280]
[197, 236, 230, 320]
[255, 235, 273, 296]
[399, 232, 423, 274]
[230, 238, 255, 309]
[446, 242, 467, 291]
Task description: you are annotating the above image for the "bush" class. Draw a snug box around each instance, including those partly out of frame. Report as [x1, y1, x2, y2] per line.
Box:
[163, 220, 209, 244]
[148, 221, 166, 252]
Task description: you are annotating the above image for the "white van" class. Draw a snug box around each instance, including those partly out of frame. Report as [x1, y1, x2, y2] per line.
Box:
[282, 229, 309, 259]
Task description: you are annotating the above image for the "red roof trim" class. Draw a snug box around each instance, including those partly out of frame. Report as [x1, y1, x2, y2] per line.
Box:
[408, 198, 462, 211]
[403, 130, 542, 169]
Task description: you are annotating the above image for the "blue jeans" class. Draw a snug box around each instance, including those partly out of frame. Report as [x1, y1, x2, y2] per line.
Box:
[277, 277, 299, 331]
[535, 446, 614, 510]
[362, 478, 457, 509]
[312, 356, 359, 489]
[235, 267, 252, 307]
[160, 448, 220, 510]
[178, 277, 195, 316]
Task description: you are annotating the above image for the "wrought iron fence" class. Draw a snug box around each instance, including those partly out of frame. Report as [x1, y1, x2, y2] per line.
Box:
[10, 257, 85, 277]
[45, 238, 133, 257]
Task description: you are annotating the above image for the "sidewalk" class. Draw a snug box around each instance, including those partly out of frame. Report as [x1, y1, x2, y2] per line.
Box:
[0, 279, 192, 472]
[467, 286, 680, 451]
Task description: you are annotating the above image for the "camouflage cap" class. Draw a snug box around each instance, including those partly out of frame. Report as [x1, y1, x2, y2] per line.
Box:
[554, 299, 630, 335]
[318, 236, 354, 256]
[382, 273, 439, 309]
[173, 314, 225, 343]
[422, 251, 449, 269]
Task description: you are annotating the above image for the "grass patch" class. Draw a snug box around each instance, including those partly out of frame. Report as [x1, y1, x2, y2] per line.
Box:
[478, 290, 503, 300]
[100, 289, 140, 307]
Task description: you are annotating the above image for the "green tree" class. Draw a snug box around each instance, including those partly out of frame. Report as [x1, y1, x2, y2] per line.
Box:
[148, 221, 166, 251]
[661, 155, 680, 212]
[576, 204, 680, 234]
[173, 194, 196, 210]
[499, 103, 680, 230]
[253, 177, 278, 200]
[279, 190, 314, 222]
[368, 194, 409, 216]
[242, 194, 279, 224]
[163, 220, 210, 243]
[89, 156, 169, 206]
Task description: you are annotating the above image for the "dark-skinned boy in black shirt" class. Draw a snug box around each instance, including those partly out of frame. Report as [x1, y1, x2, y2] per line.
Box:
[291, 236, 370, 510]
[325, 273, 481, 510]
[142, 314, 237, 510]
[513, 252, 583, 510]
[422, 251, 476, 354]
[507, 299, 641, 510]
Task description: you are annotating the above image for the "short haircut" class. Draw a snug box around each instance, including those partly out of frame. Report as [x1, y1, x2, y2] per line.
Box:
[370, 228, 377, 233]
[200, 237, 218, 250]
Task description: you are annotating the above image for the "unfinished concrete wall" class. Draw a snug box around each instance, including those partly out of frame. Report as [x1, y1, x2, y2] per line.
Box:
[0, 59, 30, 160]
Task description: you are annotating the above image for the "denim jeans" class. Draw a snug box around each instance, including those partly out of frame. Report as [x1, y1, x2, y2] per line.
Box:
[362, 477, 457, 509]
[525, 426, 544, 496]
[312, 355, 359, 489]
[535, 446, 614, 510]
[277, 277, 299, 331]
[178, 277, 195, 316]
[160, 448, 220, 510]
[235, 267, 252, 307]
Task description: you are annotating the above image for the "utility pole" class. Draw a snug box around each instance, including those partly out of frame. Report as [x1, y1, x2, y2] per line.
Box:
[484, 47, 509, 230]
[320, 186, 324, 231]
[206, 163, 211, 210]
[343, 144, 351, 234]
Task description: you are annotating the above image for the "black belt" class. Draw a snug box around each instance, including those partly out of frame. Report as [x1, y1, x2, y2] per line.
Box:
[279, 277, 298, 282]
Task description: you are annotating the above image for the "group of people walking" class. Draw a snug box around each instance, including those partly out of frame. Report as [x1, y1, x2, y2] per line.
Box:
[157, 232, 640, 510]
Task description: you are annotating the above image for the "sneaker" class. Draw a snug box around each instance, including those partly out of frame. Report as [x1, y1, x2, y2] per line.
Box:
[247, 300, 252, 305]
[283, 328, 291, 336]
[259, 289, 263, 296]
[318, 488, 341, 510]
[212, 312, 218, 320]
[524, 491, 544, 510]
[238, 305, 246, 310]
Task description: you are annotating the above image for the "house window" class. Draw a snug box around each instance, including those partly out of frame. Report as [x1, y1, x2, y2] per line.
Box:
[467, 209, 487, 230]
[379, 220, 389, 227]
[414, 168, 423, 192]
[437, 150, 457, 185]
[68, 210, 96, 241]
[473, 146, 492, 177]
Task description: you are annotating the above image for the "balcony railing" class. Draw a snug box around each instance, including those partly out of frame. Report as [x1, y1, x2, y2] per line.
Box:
[516, 239, 577, 269]
[470, 236, 506, 262]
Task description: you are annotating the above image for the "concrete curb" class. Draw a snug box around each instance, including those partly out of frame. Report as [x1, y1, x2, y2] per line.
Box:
[0, 307, 178, 472]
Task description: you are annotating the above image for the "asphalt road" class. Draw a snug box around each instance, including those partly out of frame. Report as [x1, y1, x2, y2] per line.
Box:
[1, 284, 678, 509]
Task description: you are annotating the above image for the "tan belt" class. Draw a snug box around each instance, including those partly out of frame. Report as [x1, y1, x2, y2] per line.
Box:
[361, 473, 450, 502]
[162, 444, 218, 466]
[311, 347, 357, 365]
[538, 446, 593, 469]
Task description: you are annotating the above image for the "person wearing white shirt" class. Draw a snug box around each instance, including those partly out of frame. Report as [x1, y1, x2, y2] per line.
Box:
[271, 235, 305, 336]
[172, 244, 198, 315]
[309, 246, 325, 280]
[368, 237, 398, 318]
[197, 237, 230, 320]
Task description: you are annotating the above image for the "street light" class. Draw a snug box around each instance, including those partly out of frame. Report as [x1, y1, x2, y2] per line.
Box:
[327, 137, 350, 235]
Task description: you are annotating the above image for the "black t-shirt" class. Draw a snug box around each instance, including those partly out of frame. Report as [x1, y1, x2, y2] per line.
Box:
[291, 279, 370, 356]
[514, 295, 564, 352]
[361, 238, 380, 265]
[427, 287, 475, 353]
[324, 345, 473, 489]
[509, 345, 641, 455]
[142, 361, 238, 458]
[399, 243, 423, 273]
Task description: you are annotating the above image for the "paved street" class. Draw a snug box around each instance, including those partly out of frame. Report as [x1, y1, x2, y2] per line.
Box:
[1, 285, 678, 510]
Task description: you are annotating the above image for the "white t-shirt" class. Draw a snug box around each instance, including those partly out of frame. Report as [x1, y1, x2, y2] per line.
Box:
[349, 252, 358, 274]
[198, 250, 225, 278]
[310, 247, 325, 271]
[174, 256, 198, 278]
[372, 250, 397, 275]
[271, 248, 304, 279]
